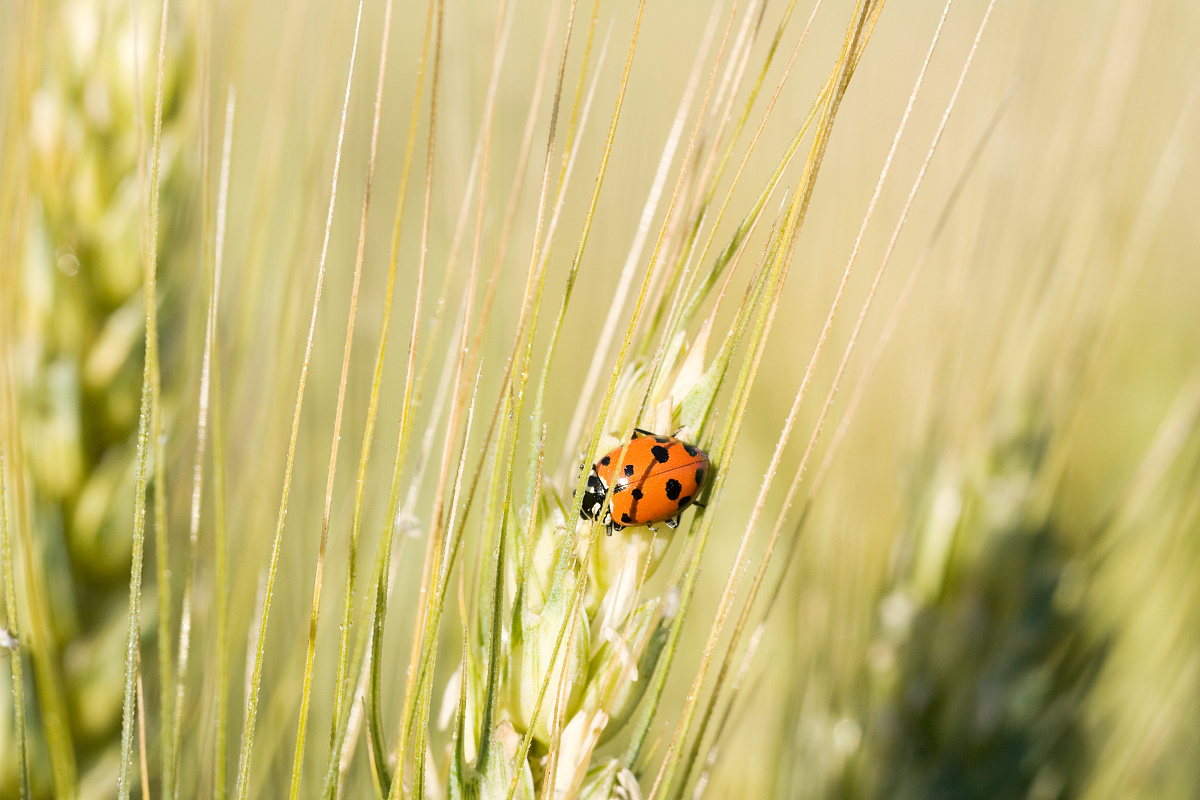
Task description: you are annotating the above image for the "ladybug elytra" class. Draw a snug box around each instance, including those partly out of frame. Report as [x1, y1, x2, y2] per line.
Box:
[579, 429, 710, 535]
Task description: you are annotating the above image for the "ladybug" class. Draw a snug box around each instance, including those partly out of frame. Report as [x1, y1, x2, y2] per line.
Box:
[579, 429, 710, 535]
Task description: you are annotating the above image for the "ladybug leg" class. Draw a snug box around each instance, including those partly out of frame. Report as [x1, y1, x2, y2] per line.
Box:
[690, 501, 706, 509]
[633, 427, 656, 438]
[665, 515, 681, 529]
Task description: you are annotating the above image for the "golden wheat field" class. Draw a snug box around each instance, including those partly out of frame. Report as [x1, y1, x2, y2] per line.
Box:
[2, 0, 1200, 798]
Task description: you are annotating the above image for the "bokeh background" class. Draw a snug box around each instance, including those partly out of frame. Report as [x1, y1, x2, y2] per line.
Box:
[3, 0, 1200, 797]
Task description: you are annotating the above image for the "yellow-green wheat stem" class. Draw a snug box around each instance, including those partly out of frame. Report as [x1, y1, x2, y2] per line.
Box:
[510, 11, 610, 505]
[476, 395, 522, 780]
[0, 354, 76, 793]
[494, 9, 770, 782]
[526, 0, 627, 393]
[630, 47, 834, 658]
[408, 368, 487, 798]
[168, 23, 230, 796]
[0, 37, 30, 796]
[365, 426, 413, 796]
[360, 0, 540, 786]
[449, 0, 586, 782]
[0, 27, 39, 793]
[636, 0, 822, 415]
[118, 0, 173, 796]
[631, 190, 793, 777]
[554, 0, 601, 180]
[640, 0, 812, 355]
[638, 8, 883, 794]
[703, 79, 1017, 783]
[664, 0, 840, 352]
[393, 0, 517, 784]
[287, 0, 396, 794]
[807, 84, 1015, 511]
[450, 0, 523, 509]
[559, 0, 725, 464]
[505, 2, 715, 789]
[116, 269, 156, 800]
[372, 0, 447, 793]
[460, 0, 644, 790]
[9, 414, 78, 796]
[394, 0, 529, 661]
[647, 201, 797, 800]
[461, 0, 563, 433]
[329, 0, 437, 790]
[2, 3, 78, 794]
[232, 4, 365, 798]
[673, 1, 995, 788]
[0, 451, 30, 799]
[0, 49, 37, 800]
[0, 1, 56, 782]
[136, 659, 151, 795]
[379, 0, 451, 767]
[141, 4, 176, 790]
[550, 0, 646, 549]
[209, 87, 236, 800]
[171, 82, 234, 797]
[636, 33, 843, 588]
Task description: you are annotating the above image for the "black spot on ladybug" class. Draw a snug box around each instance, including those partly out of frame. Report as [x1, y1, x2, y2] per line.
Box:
[651, 445, 670, 463]
[695, 468, 705, 485]
[678, 495, 692, 510]
[683, 444, 698, 457]
[654, 436, 669, 443]
[631, 488, 643, 500]
[600, 455, 611, 466]
[665, 478, 682, 501]
[624, 463, 636, 477]
[620, 512, 632, 523]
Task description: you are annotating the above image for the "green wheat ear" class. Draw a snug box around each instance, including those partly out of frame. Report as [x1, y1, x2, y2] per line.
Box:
[859, 409, 1103, 799]
[8, 1, 195, 796]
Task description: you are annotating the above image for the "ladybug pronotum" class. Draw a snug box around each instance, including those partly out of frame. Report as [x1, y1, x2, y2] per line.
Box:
[579, 429, 710, 535]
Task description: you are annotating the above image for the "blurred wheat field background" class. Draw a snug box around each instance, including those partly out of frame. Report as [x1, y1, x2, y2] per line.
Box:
[2, 0, 1200, 798]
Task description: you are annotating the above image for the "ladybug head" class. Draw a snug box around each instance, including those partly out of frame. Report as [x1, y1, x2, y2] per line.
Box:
[579, 471, 608, 523]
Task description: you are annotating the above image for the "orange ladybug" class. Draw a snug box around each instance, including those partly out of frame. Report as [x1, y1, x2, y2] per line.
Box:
[580, 429, 710, 535]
